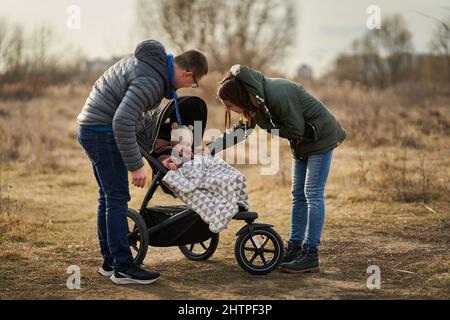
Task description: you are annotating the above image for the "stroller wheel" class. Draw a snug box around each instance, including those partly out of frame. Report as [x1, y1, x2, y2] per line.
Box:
[235, 227, 283, 275]
[126, 209, 149, 266]
[179, 233, 219, 261]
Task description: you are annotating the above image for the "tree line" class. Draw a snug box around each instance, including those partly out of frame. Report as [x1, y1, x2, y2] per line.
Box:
[0, 1, 449, 94]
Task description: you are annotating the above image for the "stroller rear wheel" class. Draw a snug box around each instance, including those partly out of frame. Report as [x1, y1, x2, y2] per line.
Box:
[126, 209, 149, 265]
[179, 233, 219, 261]
[235, 227, 283, 275]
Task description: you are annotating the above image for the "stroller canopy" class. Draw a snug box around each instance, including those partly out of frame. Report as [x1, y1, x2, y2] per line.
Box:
[157, 96, 208, 144]
[137, 96, 208, 155]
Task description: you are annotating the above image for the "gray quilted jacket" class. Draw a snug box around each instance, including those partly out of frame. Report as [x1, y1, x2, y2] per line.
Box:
[76, 40, 172, 171]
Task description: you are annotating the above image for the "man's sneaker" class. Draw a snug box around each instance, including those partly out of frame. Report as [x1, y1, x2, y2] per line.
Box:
[110, 264, 160, 285]
[280, 245, 320, 273]
[281, 240, 303, 264]
[98, 261, 114, 277]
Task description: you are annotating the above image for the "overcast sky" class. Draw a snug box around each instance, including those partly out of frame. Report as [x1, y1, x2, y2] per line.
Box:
[1, 0, 449, 76]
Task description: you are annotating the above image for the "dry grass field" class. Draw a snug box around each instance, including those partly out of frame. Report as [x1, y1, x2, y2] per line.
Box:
[0, 81, 449, 299]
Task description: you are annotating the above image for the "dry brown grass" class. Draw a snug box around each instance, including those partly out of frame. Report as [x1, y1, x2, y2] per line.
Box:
[0, 81, 449, 299]
[315, 80, 450, 149]
[0, 84, 89, 173]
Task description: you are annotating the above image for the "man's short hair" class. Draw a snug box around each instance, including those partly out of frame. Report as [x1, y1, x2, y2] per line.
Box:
[174, 50, 208, 79]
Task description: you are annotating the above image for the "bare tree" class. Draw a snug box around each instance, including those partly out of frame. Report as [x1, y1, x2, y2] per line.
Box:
[333, 14, 414, 87]
[0, 18, 85, 91]
[28, 25, 56, 75]
[0, 19, 7, 55]
[0, 19, 54, 82]
[377, 15, 414, 83]
[430, 17, 450, 81]
[135, 0, 297, 72]
[1, 22, 26, 82]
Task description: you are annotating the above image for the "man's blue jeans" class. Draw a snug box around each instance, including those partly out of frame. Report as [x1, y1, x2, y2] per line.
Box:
[290, 150, 333, 248]
[77, 126, 133, 272]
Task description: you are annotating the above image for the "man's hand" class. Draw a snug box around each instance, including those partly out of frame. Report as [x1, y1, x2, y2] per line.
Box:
[131, 167, 147, 188]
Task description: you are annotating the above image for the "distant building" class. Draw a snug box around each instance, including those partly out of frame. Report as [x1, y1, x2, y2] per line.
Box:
[296, 64, 313, 80]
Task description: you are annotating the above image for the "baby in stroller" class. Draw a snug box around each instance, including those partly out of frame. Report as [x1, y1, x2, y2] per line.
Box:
[153, 124, 195, 170]
[146, 96, 208, 171]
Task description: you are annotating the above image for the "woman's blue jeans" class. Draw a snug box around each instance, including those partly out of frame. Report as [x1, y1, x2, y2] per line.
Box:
[77, 126, 133, 272]
[290, 150, 333, 248]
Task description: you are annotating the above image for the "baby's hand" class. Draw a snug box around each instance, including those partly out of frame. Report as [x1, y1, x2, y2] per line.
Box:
[161, 157, 178, 171]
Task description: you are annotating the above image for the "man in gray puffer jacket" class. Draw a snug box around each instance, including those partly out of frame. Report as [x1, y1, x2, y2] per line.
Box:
[76, 40, 208, 285]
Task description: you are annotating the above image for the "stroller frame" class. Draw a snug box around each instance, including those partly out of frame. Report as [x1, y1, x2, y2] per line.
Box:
[126, 99, 284, 275]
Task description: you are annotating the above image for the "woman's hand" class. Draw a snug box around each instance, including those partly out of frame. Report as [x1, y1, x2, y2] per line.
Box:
[195, 142, 211, 156]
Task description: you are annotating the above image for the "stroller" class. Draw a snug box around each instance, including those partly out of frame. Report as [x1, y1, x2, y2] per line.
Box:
[126, 96, 284, 275]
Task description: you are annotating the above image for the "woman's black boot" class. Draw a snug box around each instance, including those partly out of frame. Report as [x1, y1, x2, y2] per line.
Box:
[280, 245, 320, 273]
[281, 240, 303, 264]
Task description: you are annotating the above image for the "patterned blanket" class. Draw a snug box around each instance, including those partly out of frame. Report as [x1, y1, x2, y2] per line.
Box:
[162, 155, 249, 233]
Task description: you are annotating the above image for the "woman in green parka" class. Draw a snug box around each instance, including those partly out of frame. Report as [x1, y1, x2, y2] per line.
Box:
[207, 65, 346, 273]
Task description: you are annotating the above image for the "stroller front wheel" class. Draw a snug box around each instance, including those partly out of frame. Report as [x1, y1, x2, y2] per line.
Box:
[234, 227, 283, 275]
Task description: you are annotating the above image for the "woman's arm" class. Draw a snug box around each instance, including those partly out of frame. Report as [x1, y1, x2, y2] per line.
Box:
[206, 118, 256, 155]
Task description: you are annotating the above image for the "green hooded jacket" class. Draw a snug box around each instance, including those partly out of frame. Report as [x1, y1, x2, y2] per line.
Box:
[208, 65, 347, 160]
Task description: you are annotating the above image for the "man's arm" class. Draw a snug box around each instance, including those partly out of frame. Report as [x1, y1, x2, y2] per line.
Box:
[112, 76, 162, 171]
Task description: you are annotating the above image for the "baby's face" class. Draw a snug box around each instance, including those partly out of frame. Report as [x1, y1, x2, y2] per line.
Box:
[170, 124, 194, 161]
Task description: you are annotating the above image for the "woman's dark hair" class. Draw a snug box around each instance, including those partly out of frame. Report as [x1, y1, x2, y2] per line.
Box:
[217, 73, 259, 129]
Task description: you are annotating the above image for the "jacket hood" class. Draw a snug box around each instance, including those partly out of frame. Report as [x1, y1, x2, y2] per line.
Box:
[230, 64, 266, 100]
[134, 40, 171, 98]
